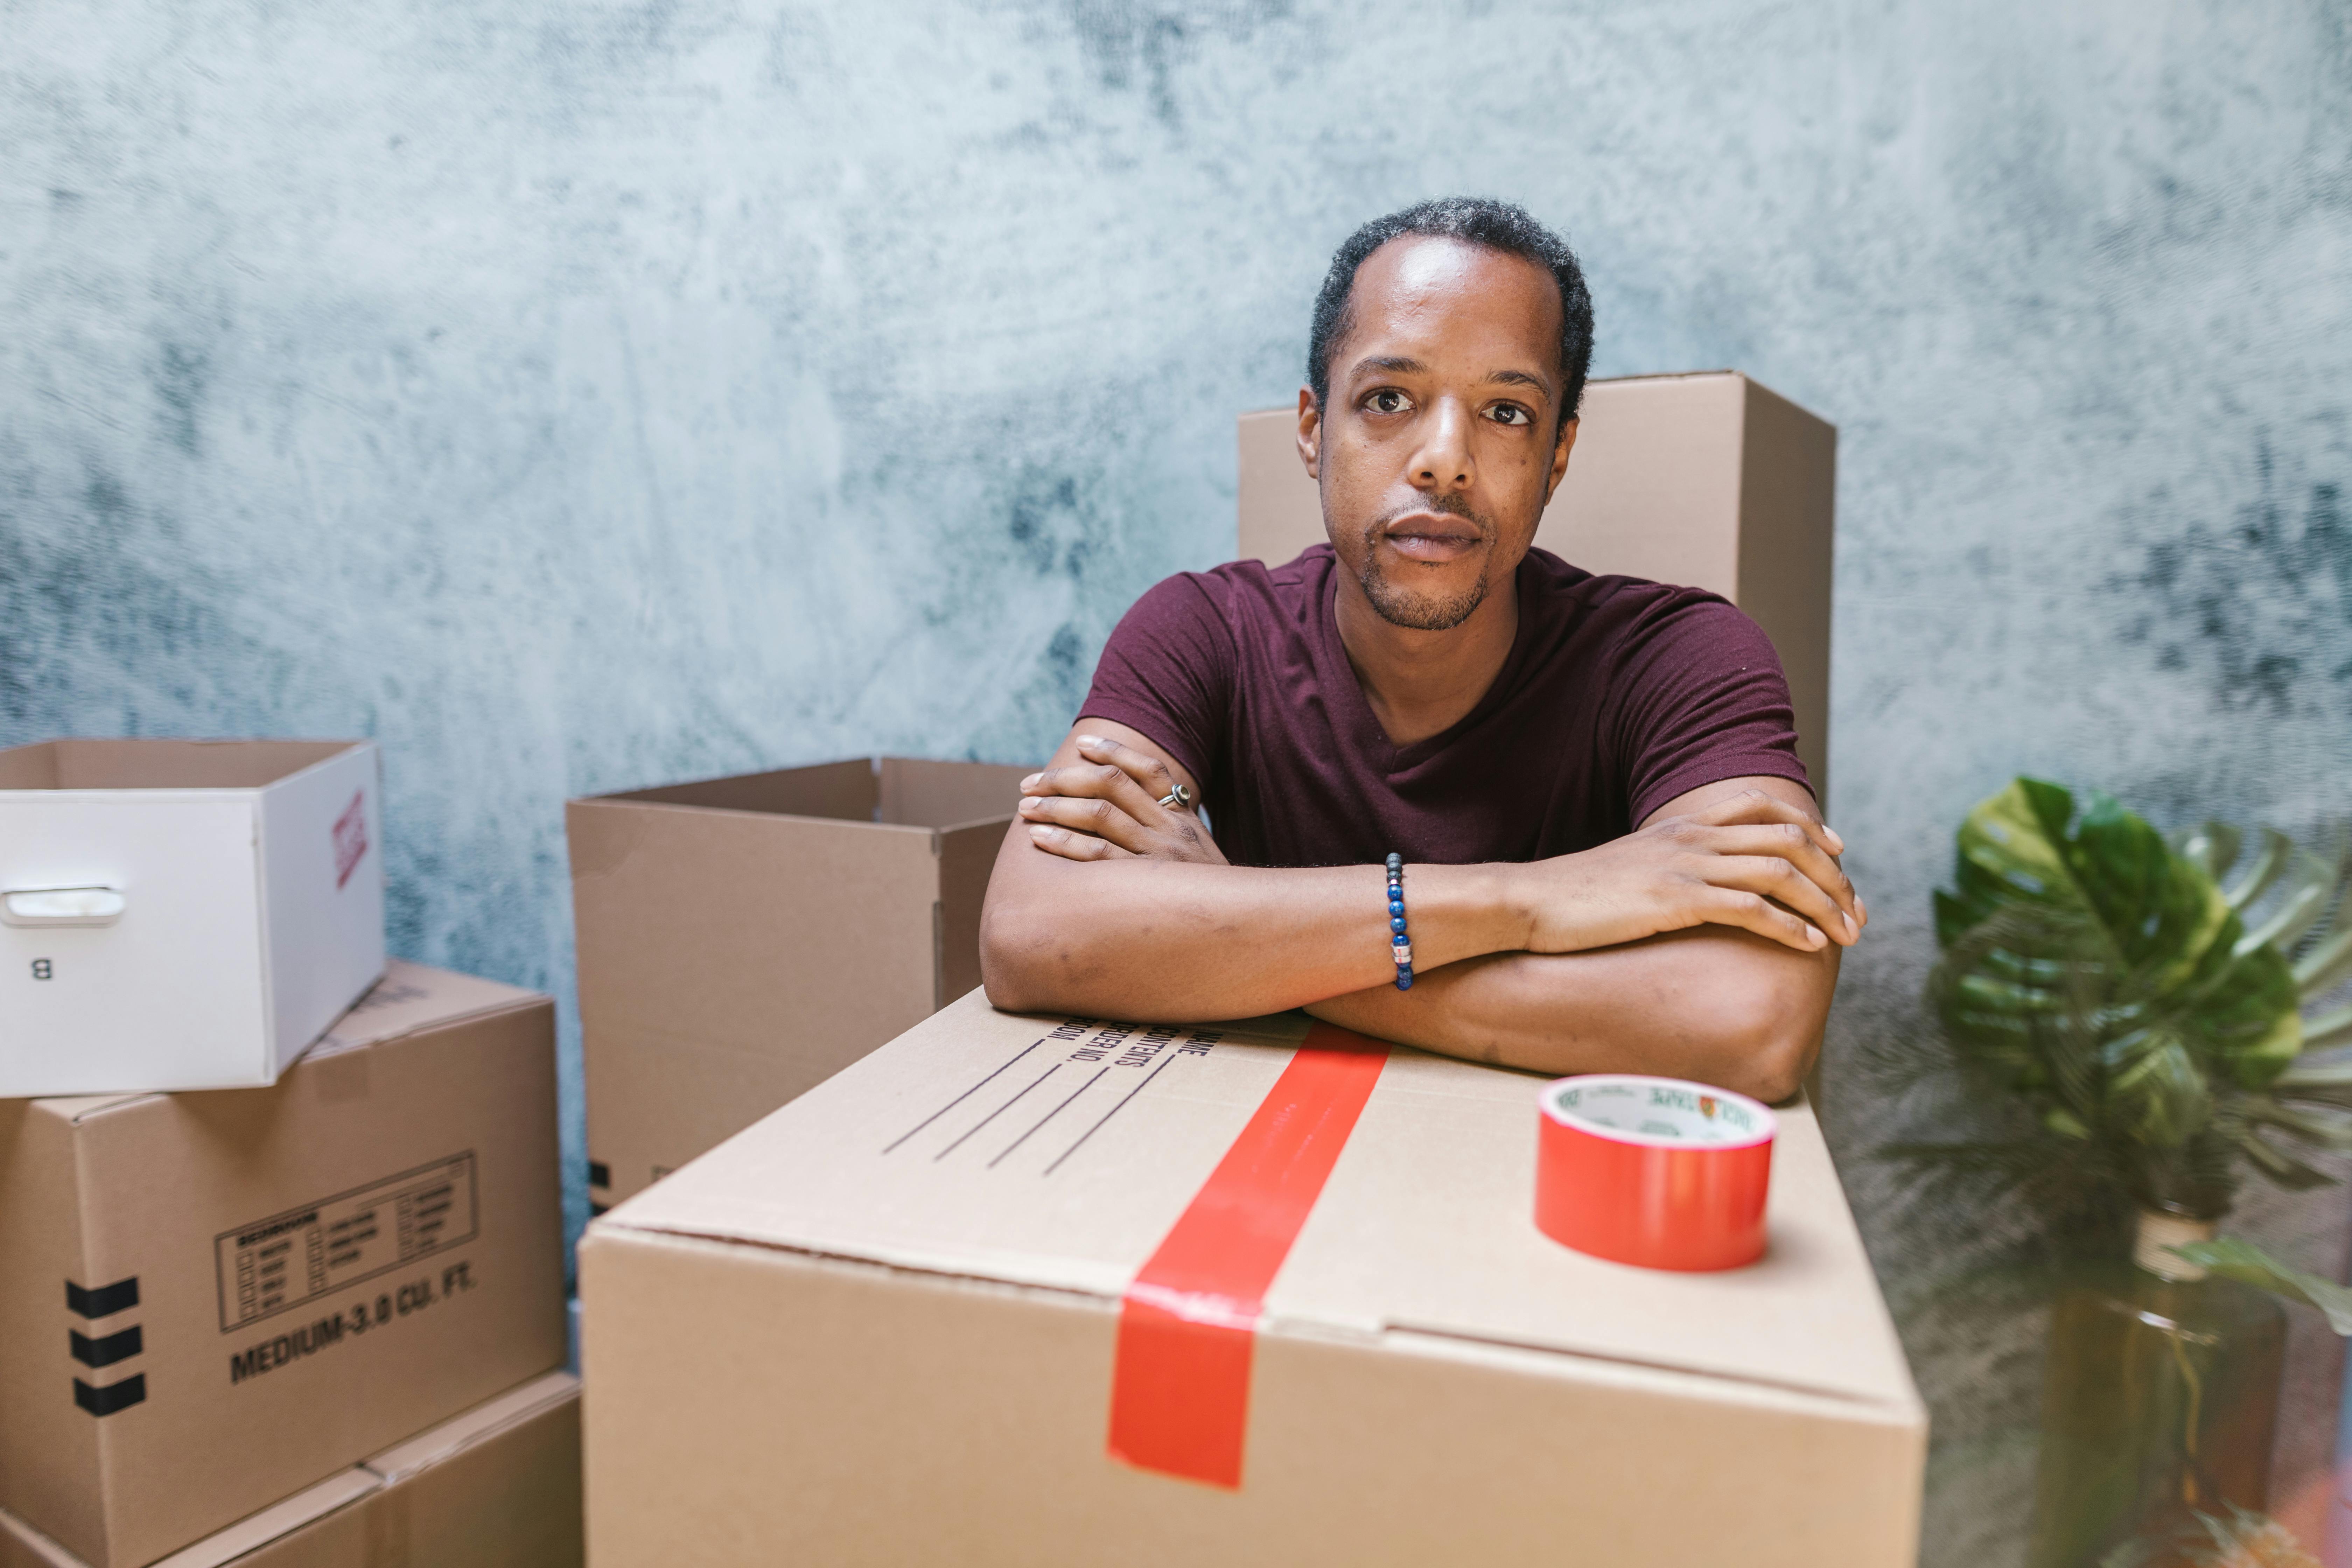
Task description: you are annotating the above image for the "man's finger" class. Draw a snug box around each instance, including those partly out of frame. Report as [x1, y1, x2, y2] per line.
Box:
[1706, 825, 1863, 932]
[1025, 822, 1132, 862]
[1704, 856, 1857, 945]
[1018, 792, 1156, 853]
[1073, 733, 1184, 811]
[1696, 885, 1828, 954]
[1690, 790, 1847, 864]
[1031, 748, 1172, 827]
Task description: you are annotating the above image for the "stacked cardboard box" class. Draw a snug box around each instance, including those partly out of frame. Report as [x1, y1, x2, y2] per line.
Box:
[568, 755, 1030, 1208]
[581, 989, 1927, 1566]
[0, 1371, 581, 1568]
[0, 740, 388, 1097]
[0, 956, 569, 1567]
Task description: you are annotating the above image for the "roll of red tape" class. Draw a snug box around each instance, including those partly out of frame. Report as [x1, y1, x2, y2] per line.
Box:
[1535, 1075, 1776, 1272]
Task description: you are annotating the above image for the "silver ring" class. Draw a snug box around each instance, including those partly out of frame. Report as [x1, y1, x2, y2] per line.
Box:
[1156, 783, 1193, 812]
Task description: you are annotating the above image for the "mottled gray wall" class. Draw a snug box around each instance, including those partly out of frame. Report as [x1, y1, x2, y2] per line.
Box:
[6, 1, 2350, 1558]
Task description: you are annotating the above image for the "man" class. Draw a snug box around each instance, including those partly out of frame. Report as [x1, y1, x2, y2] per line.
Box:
[979, 198, 1862, 1103]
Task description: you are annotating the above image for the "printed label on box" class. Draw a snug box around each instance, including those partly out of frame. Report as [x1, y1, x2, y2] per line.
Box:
[213, 1153, 478, 1331]
[333, 788, 370, 889]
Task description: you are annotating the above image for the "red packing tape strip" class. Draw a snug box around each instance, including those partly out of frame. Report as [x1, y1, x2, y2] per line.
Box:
[1107, 1022, 1388, 1488]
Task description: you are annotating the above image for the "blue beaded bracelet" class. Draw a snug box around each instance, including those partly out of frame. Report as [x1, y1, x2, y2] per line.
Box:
[1386, 852, 1412, 990]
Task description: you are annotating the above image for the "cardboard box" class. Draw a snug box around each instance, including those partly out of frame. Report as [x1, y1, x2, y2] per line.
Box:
[580, 989, 1928, 1566]
[1237, 372, 1837, 801]
[0, 740, 387, 1097]
[568, 756, 1032, 1209]
[0, 1371, 582, 1568]
[0, 962, 567, 1568]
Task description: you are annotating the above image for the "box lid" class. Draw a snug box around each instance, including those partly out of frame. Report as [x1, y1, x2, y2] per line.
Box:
[31, 960, 545, 1126]
[597, 988, 1922, 1419]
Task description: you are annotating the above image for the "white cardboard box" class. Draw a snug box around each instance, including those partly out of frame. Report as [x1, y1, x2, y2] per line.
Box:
[0, 740, 386, 1097]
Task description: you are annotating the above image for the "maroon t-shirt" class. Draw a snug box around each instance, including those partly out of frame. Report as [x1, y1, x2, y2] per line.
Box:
[1078, 544, 1809, 869]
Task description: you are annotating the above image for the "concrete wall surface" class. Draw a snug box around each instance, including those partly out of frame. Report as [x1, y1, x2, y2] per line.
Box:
[5, 2, 2350, 1558]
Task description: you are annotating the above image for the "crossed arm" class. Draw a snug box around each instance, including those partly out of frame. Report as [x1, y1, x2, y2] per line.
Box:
[976, 720, 1864, 1104]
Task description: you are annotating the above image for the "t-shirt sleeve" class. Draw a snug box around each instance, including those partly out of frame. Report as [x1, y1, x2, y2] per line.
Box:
[1606, 591, 1812, 825]
[1076, 572, 1238, 790]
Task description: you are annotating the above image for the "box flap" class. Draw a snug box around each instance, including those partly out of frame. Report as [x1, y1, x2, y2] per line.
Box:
[362, 1371, 580, 1484]
[597, 990, 1921, 1417]
[305, 960, 544, 1056]
[146, 1470, 378, 1568]
[0, 740, 362, 794]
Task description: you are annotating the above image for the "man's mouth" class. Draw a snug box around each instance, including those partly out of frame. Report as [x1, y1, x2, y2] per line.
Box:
[1379, 511, 1488, 564]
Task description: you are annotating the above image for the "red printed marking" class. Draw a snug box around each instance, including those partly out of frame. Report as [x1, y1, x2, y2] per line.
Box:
[332, 791, 369, 890]
[1106, 1022, 1388, 1488]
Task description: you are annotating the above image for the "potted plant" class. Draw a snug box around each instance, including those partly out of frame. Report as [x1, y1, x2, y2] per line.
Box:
[1918, 779, 2352, 1567]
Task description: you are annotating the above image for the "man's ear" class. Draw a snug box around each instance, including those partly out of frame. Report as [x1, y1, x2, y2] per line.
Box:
[1296, 387, 1321, 481]
[1542, 415, 1579, 506]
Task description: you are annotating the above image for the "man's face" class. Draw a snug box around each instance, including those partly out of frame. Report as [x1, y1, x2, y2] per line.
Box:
[1302, 236, 1573, 632]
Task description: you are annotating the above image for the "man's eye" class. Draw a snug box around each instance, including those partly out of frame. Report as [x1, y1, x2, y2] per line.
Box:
[1489, 404, 1532, 426]
[1366, 389, 1410, 414]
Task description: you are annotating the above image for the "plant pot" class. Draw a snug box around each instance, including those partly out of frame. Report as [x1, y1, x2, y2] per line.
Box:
[2026, 1210, 2287, 1567]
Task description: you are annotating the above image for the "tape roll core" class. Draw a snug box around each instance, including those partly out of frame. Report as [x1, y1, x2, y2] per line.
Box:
[1535, 1075, 1775, 1272]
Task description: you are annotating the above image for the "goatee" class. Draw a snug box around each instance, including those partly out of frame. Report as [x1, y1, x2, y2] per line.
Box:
[1356, 500, 1495, 631]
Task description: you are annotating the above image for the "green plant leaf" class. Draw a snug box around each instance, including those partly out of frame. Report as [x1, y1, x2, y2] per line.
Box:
[2168, 821, 2240, 883]
[2245, 1097, 2352, 1150]
[2276, 1046, 2352, 1087]
[2237, 847, 2336, 957]
[2218, 827, 2288, 912]
[1930, 786, 2345, 1211]
[2234, 1130, 2335, 1189]
[2297, 923, 2352, 1001]
[2307, 1003, 2352, 1050]
[2167, 1237, 2352, 1335]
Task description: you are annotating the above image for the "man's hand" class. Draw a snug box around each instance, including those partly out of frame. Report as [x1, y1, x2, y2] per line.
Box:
[1505, 785, 1864, 957]
[1019, 743, 1857, 958]
[1016, 733, 1228, 866]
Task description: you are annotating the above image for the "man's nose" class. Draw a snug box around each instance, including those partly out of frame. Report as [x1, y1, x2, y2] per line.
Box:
[1410, 398, 1474, 491]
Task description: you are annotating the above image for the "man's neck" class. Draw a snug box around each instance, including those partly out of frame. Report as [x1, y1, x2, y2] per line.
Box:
[1331, 564, 1520, 748]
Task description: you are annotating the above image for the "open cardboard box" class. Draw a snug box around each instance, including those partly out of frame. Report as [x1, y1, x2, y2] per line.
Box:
[581, 988, 1927, 1566]
[568, 756, 1032, 1208]
[0, 740, 386, 1096]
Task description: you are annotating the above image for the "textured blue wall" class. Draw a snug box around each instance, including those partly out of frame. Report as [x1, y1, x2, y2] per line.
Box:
[7, 2, 2350, 1555]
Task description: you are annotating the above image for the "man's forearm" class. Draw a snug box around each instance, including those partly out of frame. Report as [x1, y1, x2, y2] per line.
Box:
[979, 847, 1526, 1021]
[1303, 927, 1836, 1103]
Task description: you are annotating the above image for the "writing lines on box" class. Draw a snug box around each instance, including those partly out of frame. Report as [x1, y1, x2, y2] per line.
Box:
[884, 1019, 1223, 1175]
[212, 1154, 478, 1333]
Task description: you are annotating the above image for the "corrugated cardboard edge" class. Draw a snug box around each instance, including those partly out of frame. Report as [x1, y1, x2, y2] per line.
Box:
[143, 1471, 382, 1568]
[584, 1217, 1926, 1428]
[0, 1374, 585, 1568]
[0, 1505, 85, 1568]
[363, 1371, 580, 1484]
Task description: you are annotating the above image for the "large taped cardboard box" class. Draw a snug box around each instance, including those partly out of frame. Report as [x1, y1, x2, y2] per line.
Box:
[581, 989, 1927, 1566]
[0, 963, 567, 1568]
[0, 1371, 582, 1568]
[568, 756, 1032, 1209]
[0, 740, 387, 1097]
[1238, 371, 1836, 801]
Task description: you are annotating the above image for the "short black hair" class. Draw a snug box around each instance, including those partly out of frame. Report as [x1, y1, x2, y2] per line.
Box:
[1307, 197, 1595, 434]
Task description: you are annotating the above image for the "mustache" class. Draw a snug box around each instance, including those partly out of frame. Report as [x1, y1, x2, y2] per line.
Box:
[1364, 492, 1496, 540]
